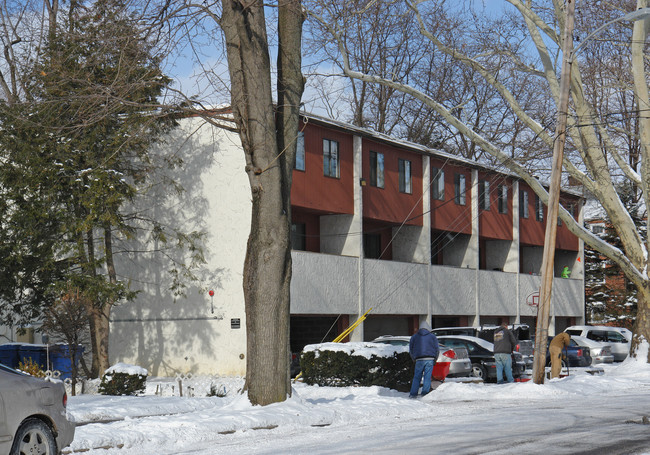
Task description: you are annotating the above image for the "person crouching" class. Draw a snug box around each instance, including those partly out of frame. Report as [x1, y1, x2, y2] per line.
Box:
[409, 321, 439, 398]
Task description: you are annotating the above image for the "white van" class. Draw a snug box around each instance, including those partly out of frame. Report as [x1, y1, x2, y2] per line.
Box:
[564, 326, 632, 362]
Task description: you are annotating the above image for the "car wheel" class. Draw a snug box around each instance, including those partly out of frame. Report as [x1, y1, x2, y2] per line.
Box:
[10, 418, 58, 455]
[471, 363, 487, 380]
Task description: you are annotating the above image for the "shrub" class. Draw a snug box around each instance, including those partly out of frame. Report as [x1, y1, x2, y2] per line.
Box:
[98, 363, 148, 396]
[300, 347, 413, 392]
[18, 358, 46, 378]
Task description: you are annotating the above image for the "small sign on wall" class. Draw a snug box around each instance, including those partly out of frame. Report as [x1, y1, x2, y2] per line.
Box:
[231, 318, 241, 329]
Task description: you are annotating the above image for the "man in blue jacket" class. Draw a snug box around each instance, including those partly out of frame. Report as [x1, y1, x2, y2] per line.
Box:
[409, 320, 439, 398]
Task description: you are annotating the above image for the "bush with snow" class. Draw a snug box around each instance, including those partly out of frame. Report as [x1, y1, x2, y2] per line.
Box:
[300, 342, 412, 391]
[99, 363, 148, 396]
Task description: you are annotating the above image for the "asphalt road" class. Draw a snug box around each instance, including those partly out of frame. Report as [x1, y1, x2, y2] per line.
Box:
[198, 388, 650, 455]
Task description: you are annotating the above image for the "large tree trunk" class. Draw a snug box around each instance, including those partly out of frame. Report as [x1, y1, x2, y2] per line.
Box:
[221, 0, 304, 405]
[87, 304, 111, 375]
[632, 287, 650, 362]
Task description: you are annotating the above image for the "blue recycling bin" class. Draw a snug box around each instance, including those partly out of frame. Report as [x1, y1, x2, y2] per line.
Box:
[18, 344, 48, 370]
[0, 344, 21, 369]
[50, 344, 84, 379]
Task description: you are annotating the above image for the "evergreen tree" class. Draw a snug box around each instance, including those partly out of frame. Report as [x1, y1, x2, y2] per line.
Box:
[0, 0, 195, 376]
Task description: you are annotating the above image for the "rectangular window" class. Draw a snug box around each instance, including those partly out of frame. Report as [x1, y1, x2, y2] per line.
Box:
[290, 223, 306, 251]
[369, 151, 385, 188]
[519, 190, 529, 218]
[432, 167, 444, 200]
[295, 132, 305, 171]
[323, 139, 339, 178]
[398, 159, 412, 193]
[479, 180, 490, 210]
[535, 195, 544, 222]
[454, 173, 466, 205]
[498, 185, 508, 214]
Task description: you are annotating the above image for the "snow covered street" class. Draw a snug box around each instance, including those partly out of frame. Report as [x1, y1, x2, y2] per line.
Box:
[65, 347, 650, 455]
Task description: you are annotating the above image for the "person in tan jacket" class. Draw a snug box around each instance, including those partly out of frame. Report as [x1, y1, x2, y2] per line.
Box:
[549, 332, 571, 378]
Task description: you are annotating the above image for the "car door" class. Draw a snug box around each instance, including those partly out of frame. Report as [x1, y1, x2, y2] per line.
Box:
[605, 331, 629, 361]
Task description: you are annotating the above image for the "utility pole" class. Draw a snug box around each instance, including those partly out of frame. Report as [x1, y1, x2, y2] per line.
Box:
[532, 0, 575, 385]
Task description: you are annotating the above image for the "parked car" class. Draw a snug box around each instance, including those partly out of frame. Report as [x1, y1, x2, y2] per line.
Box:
[570, 336, 614, 365]
[371, 335, 472, 378]
[433, 325, 534, 369]
[531, 335, 592, 368]
[564, 325, 631, 362]
[0, 363, 75, 455]
[435, 335, 526, 382]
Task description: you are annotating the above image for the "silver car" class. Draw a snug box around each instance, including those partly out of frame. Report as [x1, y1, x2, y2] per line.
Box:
[371, 335, 473, 377]
[570, 335, 615, 364]
[0, 363, 75, 455]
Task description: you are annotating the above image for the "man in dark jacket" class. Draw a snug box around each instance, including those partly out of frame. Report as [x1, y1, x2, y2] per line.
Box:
[409, 320, 439, 398]
[493, 322, 517, 384]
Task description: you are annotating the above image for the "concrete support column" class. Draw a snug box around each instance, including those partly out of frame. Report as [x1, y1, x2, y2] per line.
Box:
[510, 180, 521, 323]
[351, 134, 365, 342]
[470, 169, 480, 327]
[423, 156, 432, 324]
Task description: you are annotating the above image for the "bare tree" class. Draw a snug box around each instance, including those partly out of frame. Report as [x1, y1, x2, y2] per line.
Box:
[309, 0, 650, 360]
[219, 0, 304, 405]
[304, 0, 550, 165]
[41, 284, 93, 395]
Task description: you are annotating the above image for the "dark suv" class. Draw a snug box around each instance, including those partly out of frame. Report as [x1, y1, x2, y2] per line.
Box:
[433, 325, 534, 369]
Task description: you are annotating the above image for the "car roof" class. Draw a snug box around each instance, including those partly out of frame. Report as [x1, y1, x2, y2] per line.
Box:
[565, 325, 632, 338]
[436, 335, 494, 350]
[372, 335, 410, 341]
[570, 335, 611, 347]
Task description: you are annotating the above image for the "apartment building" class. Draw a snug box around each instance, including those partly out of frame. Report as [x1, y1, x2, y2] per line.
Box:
[109, 113, 585, 376]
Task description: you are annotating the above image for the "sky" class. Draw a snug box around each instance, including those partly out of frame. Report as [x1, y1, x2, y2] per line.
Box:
[63, 341, 650, 455]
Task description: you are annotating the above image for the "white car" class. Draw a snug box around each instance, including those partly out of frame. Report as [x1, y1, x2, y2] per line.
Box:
[570, 335, 614, 365]
[371, 335, 472, 378]
[564, 326, 631, 361]
[0, 363, 75, 455]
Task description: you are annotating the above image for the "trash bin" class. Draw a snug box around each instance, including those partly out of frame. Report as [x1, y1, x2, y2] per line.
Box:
[432, 348, 456, 381]
[0, 343, 21, 369]
[50, 344, 84, 379]
[18, 344, 48, 370]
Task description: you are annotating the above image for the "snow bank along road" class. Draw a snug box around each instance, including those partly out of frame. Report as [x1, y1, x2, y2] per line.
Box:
[65, 363, 650, 455]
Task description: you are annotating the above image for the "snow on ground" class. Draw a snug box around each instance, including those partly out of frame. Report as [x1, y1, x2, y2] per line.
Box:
[64, 343, 650, 455]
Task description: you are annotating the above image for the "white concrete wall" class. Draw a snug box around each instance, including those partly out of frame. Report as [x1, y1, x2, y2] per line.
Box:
[110, 119, 250, 376]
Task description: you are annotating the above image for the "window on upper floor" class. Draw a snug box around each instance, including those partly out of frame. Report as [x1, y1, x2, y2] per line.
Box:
[369, 151, 385, 188]
[398, 158, 412, 194]
[519, 190, 529, 218]
[432, 167, 444, 200]
[535, 195, 544, 222]
[295, 131, 305, 171]
[497, 185, 508, 214]
[479, 180, 490, 210]
[291, 223, 306, 251]
[323, 138, 339, 178]
[454, 173, 466, 205]
[592, 224, 605, 235]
